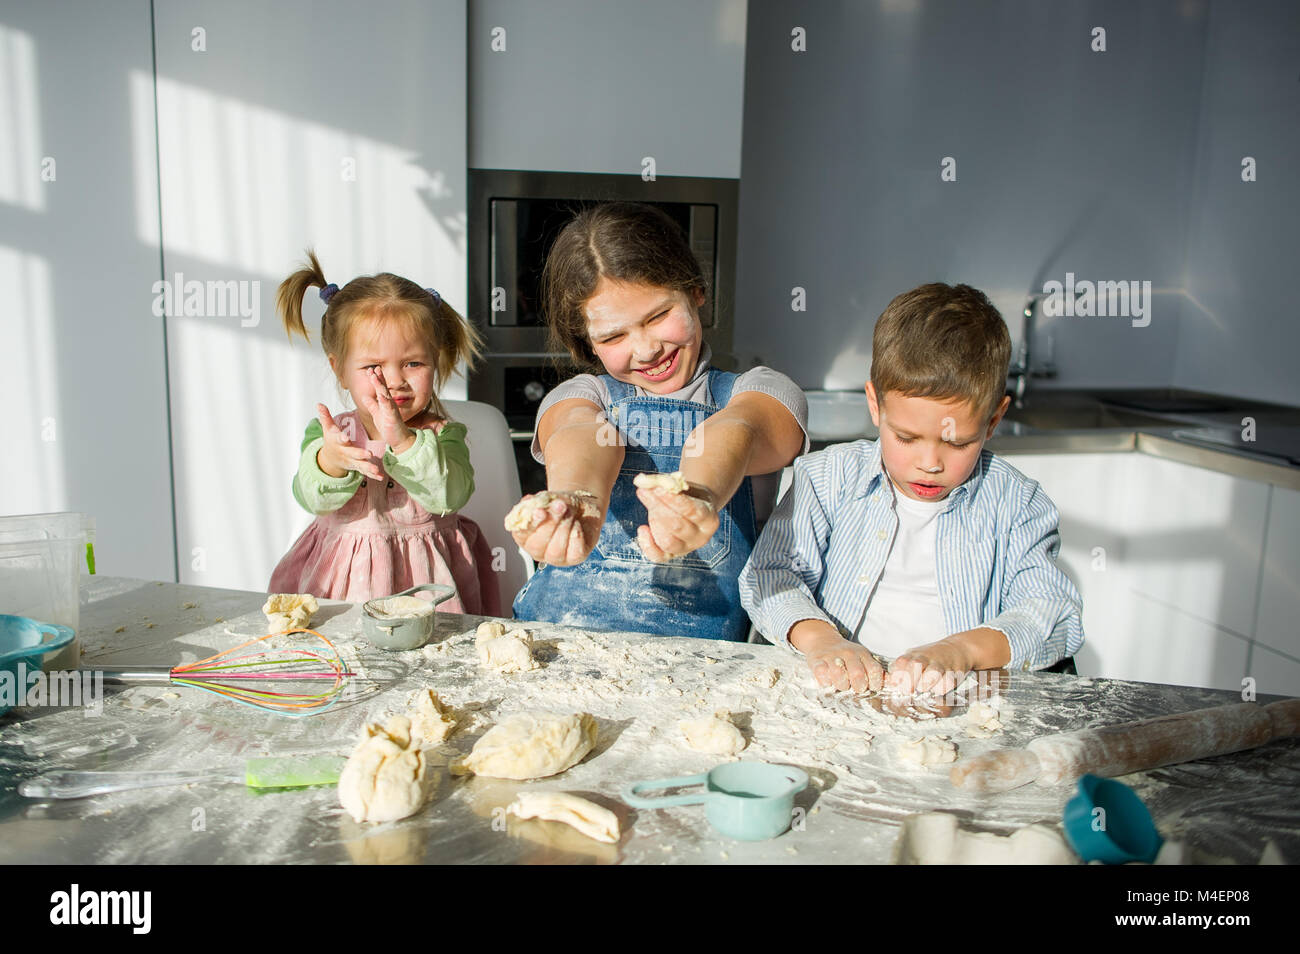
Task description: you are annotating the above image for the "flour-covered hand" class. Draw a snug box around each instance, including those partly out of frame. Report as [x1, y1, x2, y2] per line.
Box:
[635, 484, 719, 562]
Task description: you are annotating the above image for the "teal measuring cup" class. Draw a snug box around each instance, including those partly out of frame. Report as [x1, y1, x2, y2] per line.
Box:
[1063, 774, 1164, 864]
[623, 762, 809, 841]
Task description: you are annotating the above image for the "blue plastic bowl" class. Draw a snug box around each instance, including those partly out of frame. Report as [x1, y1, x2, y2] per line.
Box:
[1063, 773, 1164, 864]
[0, 615, 76, 717]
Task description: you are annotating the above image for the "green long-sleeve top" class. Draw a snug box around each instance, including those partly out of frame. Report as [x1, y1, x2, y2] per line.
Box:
[291, 418, 475, 516]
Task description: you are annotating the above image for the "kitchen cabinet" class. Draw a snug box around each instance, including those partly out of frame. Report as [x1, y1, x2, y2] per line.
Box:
[1254, 485, 1300, 662]
[1000, 450, 1283, 693]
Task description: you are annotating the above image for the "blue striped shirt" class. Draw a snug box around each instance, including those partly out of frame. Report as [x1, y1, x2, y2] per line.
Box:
[738, 440, 1084, 671]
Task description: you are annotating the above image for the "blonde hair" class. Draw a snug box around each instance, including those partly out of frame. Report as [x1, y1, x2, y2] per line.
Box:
[277, 250, 482, 419]
[871, 283, 1011, 423]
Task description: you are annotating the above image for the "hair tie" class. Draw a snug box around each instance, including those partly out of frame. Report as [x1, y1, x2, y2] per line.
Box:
[425, 287, 442, 308]
[319, 283, 339, 304]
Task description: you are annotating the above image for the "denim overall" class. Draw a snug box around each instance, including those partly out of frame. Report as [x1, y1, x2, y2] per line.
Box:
[513, 370, 757, 641]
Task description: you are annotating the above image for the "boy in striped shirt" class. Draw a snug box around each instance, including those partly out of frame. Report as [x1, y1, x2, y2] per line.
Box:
[739, 283, 1084, 695]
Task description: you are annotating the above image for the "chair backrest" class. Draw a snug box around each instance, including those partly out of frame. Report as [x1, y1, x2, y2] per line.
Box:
[442, 399, 533, 609]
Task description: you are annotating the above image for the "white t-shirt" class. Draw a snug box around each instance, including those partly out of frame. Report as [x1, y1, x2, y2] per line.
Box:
[854, 482, 951, 659]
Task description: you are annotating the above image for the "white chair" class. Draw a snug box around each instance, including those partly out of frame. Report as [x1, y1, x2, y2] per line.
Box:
[443, 399, 534, 609]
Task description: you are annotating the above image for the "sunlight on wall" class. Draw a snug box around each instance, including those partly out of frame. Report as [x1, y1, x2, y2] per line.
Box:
[0, 245, 65, 511]
[0, 25, 44, 212]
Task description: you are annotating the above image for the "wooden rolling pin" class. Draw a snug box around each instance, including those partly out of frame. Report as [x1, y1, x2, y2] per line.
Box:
[951, 699, 1300, 793]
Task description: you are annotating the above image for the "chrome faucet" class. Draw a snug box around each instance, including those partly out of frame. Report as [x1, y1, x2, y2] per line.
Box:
[1008, 293, 1059, 409]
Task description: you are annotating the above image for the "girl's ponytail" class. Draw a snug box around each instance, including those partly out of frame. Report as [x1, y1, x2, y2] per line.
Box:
[277, 249, 330, 343]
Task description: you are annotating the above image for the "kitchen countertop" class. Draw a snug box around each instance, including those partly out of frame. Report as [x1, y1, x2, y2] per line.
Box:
[0, 576, 1296, 864]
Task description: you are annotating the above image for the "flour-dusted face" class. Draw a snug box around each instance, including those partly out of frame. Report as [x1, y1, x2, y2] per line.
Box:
[866, 384, 1009, 503]
[585, 278, 703, 394]
[331, 314, 437, 424]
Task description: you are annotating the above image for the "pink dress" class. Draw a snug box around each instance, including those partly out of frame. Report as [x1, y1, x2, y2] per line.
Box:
[268, 412, 500, 615]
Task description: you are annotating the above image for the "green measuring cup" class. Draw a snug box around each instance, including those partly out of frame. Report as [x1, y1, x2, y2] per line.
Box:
[623, 762, 809, 841]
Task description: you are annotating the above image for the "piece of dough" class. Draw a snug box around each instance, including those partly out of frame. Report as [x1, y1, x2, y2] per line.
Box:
[898, 735, 958, 767]
[679, 710, 747, 756]
[262, 593, 318, 634]
[408, 689, 457, 746]
[964, 700, 1005, 739]
[633, 471, 689, 494]
[504, 492, 601, 532]
[451, 711, 598, 780]
[338, 715, 429, 824]
[506, 791, 621, 844]
[475, 623, 537, 674]
[893, 812, 1077, 865]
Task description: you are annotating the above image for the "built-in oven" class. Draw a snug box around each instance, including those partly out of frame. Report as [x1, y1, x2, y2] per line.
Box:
[468, 169, 739, 492]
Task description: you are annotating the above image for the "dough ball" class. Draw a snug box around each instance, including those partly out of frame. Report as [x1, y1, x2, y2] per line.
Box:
[633, 471, 689, 494]
[507, 791, 621, 844]
[263, 593, 318, 634]
[408, 689, 457, 746]
[476, 627, 537, 674]
[964, 700, 1005, 739]
[475, 620, 508, 642]
[504, 492, 601, 532]
[679, 710, 747, 756]
[451, 711, 598, 780]
[898, 735, 958, 768]
[338, 715, 429, 824]
[893, 812, 1078, 865]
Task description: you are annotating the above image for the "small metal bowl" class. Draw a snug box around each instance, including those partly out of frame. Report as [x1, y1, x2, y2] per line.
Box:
[361, 584, 457, 651]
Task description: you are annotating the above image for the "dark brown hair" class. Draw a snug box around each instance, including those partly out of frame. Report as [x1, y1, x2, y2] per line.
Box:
[541, 202, 708, 370]
[277, 250, 482, 419]
[871, 283, 1011, 423]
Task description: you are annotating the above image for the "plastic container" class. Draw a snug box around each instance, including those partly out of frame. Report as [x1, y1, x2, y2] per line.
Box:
[0, 513, 95, 671]
[0, 615, 77, 716]
[1063, 774, 1164, 864]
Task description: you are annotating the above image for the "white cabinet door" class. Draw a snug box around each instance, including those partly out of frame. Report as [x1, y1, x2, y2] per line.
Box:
[1119, 454, 1269, 639]
[152, 1, 468, 592]
[0, 2, 174, 581]
[1255, 485, 1300, 663]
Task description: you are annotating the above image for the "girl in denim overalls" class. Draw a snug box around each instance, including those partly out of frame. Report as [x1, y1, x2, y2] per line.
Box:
[510, 203, 806, 640]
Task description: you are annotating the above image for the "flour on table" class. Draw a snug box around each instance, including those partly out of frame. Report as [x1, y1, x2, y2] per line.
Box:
[893, 812, 1078, 865]
[262, 593, 318, 634]
[338, 715, 430, 824]
[680, 710, 747, 756]
[451, 711, 598, 780]
[507, 791, 621, 844]
[475, 621, 537, 674]
[633, 471, 689, 494]
[505, 492, 601, 532]
[898, 735, 957, 768]
[746, 667, 780, 688]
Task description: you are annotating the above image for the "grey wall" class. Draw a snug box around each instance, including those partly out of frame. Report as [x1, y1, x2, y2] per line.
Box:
[1177, 0, 1300, 407]
[0, 1, 175, 580]
[470, 0, 747, 177]
[734, 0, 1213, 393]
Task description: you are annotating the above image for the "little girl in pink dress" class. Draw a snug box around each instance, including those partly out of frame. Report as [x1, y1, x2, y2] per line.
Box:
[268, 251, 500, 615]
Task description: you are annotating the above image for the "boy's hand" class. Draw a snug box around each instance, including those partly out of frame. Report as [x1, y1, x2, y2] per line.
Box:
[356, 368, 415, 453]
[887, 636, 975, 696]
[789, 620, 885, 693]
[634, 485, 719, 562]
[315, 404, 384, 481]
[508, 492, 604, 567]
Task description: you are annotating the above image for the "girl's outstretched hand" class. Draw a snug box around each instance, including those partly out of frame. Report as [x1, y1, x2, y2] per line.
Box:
[315, 404, 384, 481]
[355, 368, 415, 452]
[507, 491, 604, 567]
[635, 485, 719, 562]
